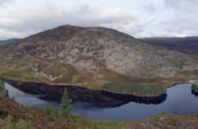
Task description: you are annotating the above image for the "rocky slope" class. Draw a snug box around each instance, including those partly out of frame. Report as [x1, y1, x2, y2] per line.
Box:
[0, 25, 197, 89]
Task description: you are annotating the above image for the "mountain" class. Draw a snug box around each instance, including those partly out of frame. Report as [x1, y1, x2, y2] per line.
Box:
[141, 37, 198, 54]
[0, 25, 197, 89]
[0, 38, 19, 46]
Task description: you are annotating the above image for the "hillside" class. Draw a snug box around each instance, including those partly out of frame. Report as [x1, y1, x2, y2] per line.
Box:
[0, 25, 198, 89]
[0, 38, 19, 46]
[141, 37, 198, 54]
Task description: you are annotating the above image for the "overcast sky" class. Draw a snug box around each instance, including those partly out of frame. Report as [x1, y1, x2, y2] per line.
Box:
[0, 0, 198, 39]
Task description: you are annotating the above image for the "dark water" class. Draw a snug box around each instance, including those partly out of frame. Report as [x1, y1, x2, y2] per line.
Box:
[5, 83, 198, 121]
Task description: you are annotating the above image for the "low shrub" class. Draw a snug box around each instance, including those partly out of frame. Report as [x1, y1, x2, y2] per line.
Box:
[0, 116, 36, 129]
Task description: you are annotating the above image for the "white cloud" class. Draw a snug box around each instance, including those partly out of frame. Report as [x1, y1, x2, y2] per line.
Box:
[0, 0, 198, 39]
[0, 3, 138, 39]
[0, 0, 11, 7]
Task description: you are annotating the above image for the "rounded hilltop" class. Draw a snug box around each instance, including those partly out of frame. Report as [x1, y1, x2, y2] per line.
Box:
[0, 25, 197, 92]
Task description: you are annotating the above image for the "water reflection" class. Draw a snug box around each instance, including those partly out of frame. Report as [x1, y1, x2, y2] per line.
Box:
[101, 91, 167, 105]
[5, 83, 198, 121]
[73, 84, 198, 120]
[5, 83, 60, 109]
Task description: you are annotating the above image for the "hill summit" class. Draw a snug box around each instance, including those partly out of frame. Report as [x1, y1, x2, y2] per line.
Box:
[0, 25, 197, 87]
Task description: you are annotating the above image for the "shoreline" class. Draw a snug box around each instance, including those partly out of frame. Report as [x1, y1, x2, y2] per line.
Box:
[4, 79, 168, 107]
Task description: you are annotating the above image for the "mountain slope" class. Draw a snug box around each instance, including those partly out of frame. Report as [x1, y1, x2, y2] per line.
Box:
[141, 37, 198, 54]
[0, 38, 19, 46]
[0, 25, 197, 88]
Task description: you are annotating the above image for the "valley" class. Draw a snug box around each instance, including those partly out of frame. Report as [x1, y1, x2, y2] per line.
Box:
[0, 25, 198, 129]
[0, 25, 197, 94]
[1, 0, 198, 128]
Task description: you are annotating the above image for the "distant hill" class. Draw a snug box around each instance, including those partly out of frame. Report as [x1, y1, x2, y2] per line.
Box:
[0, 38, 19, 46]
[141, 37, 198, 54]
[0, 25, 197, 88]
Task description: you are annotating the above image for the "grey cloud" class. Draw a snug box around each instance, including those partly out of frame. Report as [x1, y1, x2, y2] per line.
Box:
[132, 0, 198, 37]
[165, 0, 198, 13]
[0, 0, 11, 6]
[0, 0, 198, 39]
[0, 4, 137, 39]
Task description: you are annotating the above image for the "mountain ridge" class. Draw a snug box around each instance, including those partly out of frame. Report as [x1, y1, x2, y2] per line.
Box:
[0, 38, 19, 46]
[0, 25, 197, 88]
[141, 37, 198, 54]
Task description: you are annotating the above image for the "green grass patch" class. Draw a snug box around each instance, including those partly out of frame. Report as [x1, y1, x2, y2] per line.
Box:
[103, 81, 167, 96]
[64, 115, 123, 129]
[0, 68, 43, 82]
[88, 120, 123, 129]
[0, 116, 36, 129]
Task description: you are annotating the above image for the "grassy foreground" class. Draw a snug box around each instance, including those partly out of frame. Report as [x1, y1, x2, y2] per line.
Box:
[1, 81, 198, 129]
[1, 96, 198, 129]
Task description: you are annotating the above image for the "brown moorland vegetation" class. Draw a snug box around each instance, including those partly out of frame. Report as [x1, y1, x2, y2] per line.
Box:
[0, 94, 198, 129]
